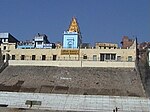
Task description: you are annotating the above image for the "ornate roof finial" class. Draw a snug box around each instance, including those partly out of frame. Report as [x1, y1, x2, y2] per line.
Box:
[68, 17, 80, 33]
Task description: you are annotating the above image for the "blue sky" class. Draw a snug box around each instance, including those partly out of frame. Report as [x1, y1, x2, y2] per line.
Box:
[0, 0, 149, 45]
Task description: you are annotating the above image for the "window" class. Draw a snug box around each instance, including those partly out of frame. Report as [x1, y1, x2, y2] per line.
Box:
[104, 47, 106, 49]
[106, 54, 110, 60]
[37, 41, 42, 44]
[100, 54, 104, 61]
[117, 56, 121, 61]
[3, 55, 5, 60]
[42, 55, 46, 60]
[68, 44, 72, 48]
[93, 55, 97, 61]
[32, 55, 36, 60]
[68, 41, 73, 48]
[100, 53, 116, 61]
[3, 46, 6, 50]
[21, 55, 25, 60]
[67, 39, 74, 48]
[128, 56, 132, 62]
[83, 55, 87, 59]
[111, 54, 116, 60]
[53, 55, 57, 60]
[12, 55, 15, 60]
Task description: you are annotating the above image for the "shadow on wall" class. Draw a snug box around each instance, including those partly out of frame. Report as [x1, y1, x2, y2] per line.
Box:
[137, 58, 150, 97]
[0, 80, 36, 92]
[39, 85, 140, 97]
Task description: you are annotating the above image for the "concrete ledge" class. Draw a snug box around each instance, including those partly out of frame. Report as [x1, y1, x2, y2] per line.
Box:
[8, 60, 135, 68]
[82, 61, 135, 68]
[0, 92, 149, 111]
[9, 60, 81, 67]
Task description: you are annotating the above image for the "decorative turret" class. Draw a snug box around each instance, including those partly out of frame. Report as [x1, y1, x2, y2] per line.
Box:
[68, 17, 80, 33]
[63, 17, 82, 48]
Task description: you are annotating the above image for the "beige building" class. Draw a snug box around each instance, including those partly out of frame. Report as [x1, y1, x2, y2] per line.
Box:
[1, 40, 137, 63]
[0, 36, 137, 68]
[0, 18, 137, 66]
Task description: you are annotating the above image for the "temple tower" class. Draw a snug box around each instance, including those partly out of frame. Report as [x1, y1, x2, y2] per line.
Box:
[63, 17, 82, 48]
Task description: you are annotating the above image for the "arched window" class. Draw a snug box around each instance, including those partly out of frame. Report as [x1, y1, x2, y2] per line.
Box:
[83, 55, 87, 59]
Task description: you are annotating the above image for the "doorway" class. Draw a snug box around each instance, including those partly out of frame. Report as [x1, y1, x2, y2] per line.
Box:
[42, 55, 46, 60]
[53, 55, 57, 61]
[100, 54, 104, 61]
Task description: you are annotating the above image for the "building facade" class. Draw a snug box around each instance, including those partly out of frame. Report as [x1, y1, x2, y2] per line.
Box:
[0, 17, 138, 67]
[0, 33, 19, 61]
[17, 33, 55, 49]
[2, 42, 136, 62]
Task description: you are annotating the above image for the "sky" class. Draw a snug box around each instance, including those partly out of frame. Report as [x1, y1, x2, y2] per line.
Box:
[0, 0, 149, 46]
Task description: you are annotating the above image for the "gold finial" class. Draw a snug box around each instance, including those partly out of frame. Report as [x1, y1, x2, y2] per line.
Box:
[68, 17, 80, 33]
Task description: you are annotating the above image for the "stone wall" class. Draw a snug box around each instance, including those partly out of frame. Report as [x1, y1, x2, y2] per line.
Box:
[0, 66, 145, 97]
[137, 59, 150, 97]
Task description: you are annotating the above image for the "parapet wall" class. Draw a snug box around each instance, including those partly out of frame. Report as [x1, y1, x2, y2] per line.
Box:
[8, 60, 135, 68]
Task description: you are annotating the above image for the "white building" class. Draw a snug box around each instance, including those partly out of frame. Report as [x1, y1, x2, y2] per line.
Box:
[0, 33, 19, 44]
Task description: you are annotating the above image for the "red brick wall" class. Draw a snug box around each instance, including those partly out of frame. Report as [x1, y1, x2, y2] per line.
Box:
[121, 36, 134, 49]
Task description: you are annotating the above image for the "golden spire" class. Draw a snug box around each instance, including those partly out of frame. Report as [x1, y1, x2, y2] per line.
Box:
[68, 17, 80, 33]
